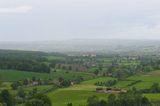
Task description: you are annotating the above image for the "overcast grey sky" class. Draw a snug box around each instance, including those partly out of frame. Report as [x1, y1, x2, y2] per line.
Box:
[0, 0, 160, 41]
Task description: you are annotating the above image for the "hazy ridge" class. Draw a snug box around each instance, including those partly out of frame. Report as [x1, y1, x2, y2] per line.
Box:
[0, 39, 160, 54]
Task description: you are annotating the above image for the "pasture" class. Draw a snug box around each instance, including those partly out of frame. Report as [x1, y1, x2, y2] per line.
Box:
[0, 69, 95, 81]
[48, 71, 160, 106]
[1, 69, 160, 106]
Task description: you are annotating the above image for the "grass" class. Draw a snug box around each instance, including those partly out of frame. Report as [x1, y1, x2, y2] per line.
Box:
[48, 86, 160, 106]
[147, 70, 160, 76]
[0, 69, 95, 82]
[23, 85, 53, 92]
[0, 82, 12, 90]
[47, 71, 160, 106]
[144, 93, 160, 102]
[2, 69, 160, 106]
[114, 80, 133, 88]
[0, 70, 51, 81]
[127, 75, 160, 89]
[47, 77, 116, 106]
[45, 56, 66, 61]
[48, 89, 108, 106]
[47, 77, 114, 106]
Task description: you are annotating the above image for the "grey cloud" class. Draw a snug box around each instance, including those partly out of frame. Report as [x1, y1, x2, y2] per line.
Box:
[0, 0, 160, 41]
[0, 6, 33, 14]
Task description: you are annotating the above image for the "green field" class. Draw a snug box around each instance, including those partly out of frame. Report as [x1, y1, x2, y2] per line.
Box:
[48, 90, 108, 106]
[48, 89, 160, 106]
[44, 56, 66, 61]
[126, 70, 160, 89]
[47, 77, 116, 105]
[0, 69, 95, 81]
[1, 69, 160, 106]
[47, 71, 160, 106]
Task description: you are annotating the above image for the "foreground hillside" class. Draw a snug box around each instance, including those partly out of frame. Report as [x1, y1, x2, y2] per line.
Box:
[1, 69, 160, 106]
[0, 49, 160, 106]
[47, 70, 160, 106]
[1, 70, 160, 106]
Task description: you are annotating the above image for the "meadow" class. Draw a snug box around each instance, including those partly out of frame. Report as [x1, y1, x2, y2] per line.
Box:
[0, 69, 95, 81]
[1, 69, 160, 106]
[47, 70, 160, 106]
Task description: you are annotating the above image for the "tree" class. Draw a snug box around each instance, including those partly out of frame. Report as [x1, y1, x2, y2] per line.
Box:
[11, 81, 21, 90]
[28, 88, 38, 98]
[108, 94, 116, 106]
[25, 94, 51, 106]
[32, 76, 36, 82]
[25, 99, 44, 106]
[23, 79, 29, 86]
[68, 66, 72, 70]
[67, 103, 73, 106]
[94, 69, 99, 76]
[87, 95, 99, 106]
[150, 83, 160, 93]
[0, 90, 14, 106]
[61, 80, 71, 87]
[99, 100, 107, 106]
[17, 88, 26, 99]
[98, 64, 103, 71]
[141, 97, 150, 106]
[58, 77, 64, 83]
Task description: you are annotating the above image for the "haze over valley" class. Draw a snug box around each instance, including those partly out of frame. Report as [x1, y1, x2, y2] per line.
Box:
[1, 0, 160, 106]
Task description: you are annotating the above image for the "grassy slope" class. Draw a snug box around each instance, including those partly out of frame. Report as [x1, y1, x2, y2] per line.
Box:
[48, 71, 160, 106]
[48, 90, 108, 106]
[48, 77, 114, 106]
[1, 69, 160, 106]
[127, 70, 160, 89]
[47, 77, 115, 106]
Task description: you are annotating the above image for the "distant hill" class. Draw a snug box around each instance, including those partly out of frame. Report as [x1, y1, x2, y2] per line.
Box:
[0, 39, 160, 55]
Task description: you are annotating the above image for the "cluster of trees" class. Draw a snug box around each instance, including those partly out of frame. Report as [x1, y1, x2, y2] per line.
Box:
[0, 88, 51, 106]
[49, 55, 97, 72]
[58, 77, 71, 87]
[11, 77, 43, 90]
[11, 75, 84, 91]
[0, 90, 14, 106]
[127, 80, 142, 86]
[52, 63, 88, 72]
[57, 76, 84, 87]
[2, 49, 160, 78]
[87, 92, 151, 106]
[132, 58, 158, 73]
[89, 55, 160, 79]
[0, 50, 50, 73]
[95, 80, 117, 87]
[25, 94, 51, 106]
[0, 58, 50, 73]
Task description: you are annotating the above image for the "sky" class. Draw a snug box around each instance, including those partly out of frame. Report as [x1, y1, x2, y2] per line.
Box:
[1, 0, 160, 41]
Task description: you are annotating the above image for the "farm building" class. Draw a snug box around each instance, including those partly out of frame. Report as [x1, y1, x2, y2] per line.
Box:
[96, 87, 127, 93]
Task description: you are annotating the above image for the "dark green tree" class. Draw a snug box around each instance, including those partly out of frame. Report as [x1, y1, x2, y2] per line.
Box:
[67, 103, 73, 106]
[0, 90, 14, 106]
[17, 88, 26, 99]
[87, 95, 99, 106]
[99, 100, 107, 106]
[25, 94, 51, 106]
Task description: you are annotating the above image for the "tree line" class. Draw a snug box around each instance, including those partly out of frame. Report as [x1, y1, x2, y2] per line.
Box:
[86, 92, 151, 106]
[0, 88, 51, 106]
[0, 50, 50, 73]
